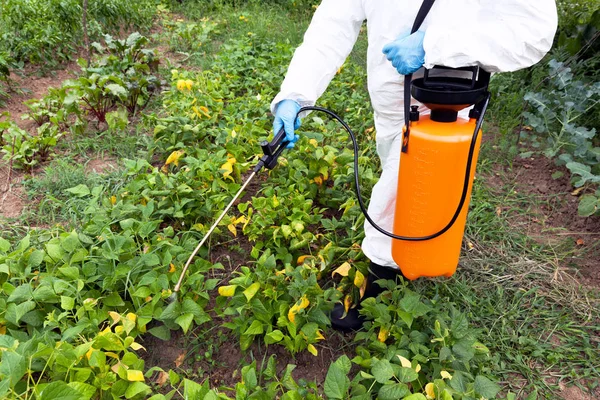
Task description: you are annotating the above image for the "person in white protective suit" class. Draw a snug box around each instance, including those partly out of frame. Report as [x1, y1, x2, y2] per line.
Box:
[271, 0, 558, 330]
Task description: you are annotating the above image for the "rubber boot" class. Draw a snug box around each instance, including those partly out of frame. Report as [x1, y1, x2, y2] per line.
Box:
[330, 262, 403, 332]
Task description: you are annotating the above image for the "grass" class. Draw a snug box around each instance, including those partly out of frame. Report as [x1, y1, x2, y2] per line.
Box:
[20, 158, 126, 227]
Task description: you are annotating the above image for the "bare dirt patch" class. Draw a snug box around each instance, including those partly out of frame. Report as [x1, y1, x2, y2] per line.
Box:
[1, 61, 79, 129]
[484, 153, 600, 286]
[84, 157, 118, 174]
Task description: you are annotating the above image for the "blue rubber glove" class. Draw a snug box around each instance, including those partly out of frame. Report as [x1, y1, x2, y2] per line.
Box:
[273, 99, 301, 149]
[382, 30, 425, 75]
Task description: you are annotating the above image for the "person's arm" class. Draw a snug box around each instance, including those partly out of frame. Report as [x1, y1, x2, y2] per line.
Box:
[271, 0, 366, 112]
[423, 0, 558, 72]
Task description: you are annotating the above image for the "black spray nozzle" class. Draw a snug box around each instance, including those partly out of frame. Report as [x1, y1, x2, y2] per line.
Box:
[254, 127, 290, 172]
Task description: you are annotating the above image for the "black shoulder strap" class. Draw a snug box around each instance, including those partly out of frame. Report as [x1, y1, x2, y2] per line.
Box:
[403, 0, 436, 153]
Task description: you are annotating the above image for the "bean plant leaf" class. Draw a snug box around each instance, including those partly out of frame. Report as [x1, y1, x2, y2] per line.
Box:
[371, 359, 394, 383]
[39, 381, 82, 400]
[378, 383, 410, 400]
[474, 376, 501, 398]
[0, 352, 27, 387]
[323, 363, 349, 399]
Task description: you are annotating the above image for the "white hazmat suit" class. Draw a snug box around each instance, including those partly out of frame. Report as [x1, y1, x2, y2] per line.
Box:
[271, 0, 558, 268]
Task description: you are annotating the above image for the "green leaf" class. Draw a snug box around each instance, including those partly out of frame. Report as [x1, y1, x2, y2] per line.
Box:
[396, 367, 418, 383]
[28, 250, 44, 268]
[474, 376, 500, 398]
[323, 363, 349, 399]
[175, 313, 194, 334]
[67, 382, 96, 400]
[378, 383, 410, 400]
[39, 381, 81, 400]
[578, 194, 599, 217]
[449, 371, 468, 393]
[264, 330, 284, 344]
[7, 284, 33, 303]
[333, 355, 352, 374]
[0, 237, 10, 252]
[0, 352, 27, 387]
[243, 282, 261, 302]
[125, 382, 150, 399]
[148, 325, 171, 341]
[66, 184, 90, 197]
[105, 84, 128, 97]
[402, 394, 427, 400]
[243, 320, 263, 335]
[183, 379, 208, 399]
[371, 359, 394, 383]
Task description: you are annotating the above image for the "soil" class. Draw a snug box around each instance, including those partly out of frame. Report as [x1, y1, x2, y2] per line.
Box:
[2, 61, 79, 130]
[141, 311, 354, 394]
[484, 152, 600, 287]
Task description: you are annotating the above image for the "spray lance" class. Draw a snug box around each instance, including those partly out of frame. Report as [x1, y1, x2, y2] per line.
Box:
[169, 65, 491, 302]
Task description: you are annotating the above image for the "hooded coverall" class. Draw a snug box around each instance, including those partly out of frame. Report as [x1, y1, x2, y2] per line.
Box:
[271, 0, 558, 269]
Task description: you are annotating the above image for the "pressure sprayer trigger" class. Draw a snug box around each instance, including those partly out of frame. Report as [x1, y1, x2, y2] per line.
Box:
[169, 128, 290, 303]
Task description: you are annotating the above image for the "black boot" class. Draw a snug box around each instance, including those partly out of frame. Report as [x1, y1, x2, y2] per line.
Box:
[330, 262, 403, 332]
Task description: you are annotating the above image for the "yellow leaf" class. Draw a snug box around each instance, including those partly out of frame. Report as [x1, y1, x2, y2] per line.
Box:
[297, 255, 310, 264]
[115, 326, 124, 334]
[398, 355, 411, 368]
[199, 106, 209, 116]
[126, 313, 137, 323]
[307, 344, 318, 356]
[344, 294, 352, 313]
[316, 330, 325, 341]
[176, 80, 186, 91]
[218, 285, 237, 297]
[145, 296, 153, 302]
[425, 383, 436, 399]
[110, 195, 116, 205]
[165, 150, 184, 167]
[378, 327, 389, 343]
[234, 215, 247, 225]
[415, 363, 421, 373]
[354, 270, 365, 289]
[313, 176, 323, 185]
[309, 139, 318, 147]
[288, 295, 310, 324]
[275, 269, 286, 276]
[169, 263, 176, 273]
[85, 348, 94, 360]
[332, 262, 352, 278]
[127, 370, 145, 382]
[185, 80, 194, 91]
[108, 311, 121, 325]
[440, 370, 452, 380]
[243, 282, 261, 302]
[104, 352, 120, 359]
[228, 224, 237, 237]
[220, 157, 236, 181]
[130, 342, 145, 351]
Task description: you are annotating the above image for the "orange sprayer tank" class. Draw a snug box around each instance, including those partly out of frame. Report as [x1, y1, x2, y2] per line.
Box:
[391, 115, 482, 280]
[391, 66, 491, 280]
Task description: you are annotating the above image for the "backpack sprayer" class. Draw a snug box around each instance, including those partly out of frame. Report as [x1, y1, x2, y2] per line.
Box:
[168, 65, 491, 303]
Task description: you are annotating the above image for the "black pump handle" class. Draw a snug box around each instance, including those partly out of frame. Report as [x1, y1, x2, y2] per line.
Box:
[255, 127, 290, 172]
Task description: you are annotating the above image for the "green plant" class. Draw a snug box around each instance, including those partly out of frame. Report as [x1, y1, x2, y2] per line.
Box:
[1, 122, 61, 170]
[522, 59, 600, 215]
[163, 18, 219, 54]
[217, 252, 339, 355]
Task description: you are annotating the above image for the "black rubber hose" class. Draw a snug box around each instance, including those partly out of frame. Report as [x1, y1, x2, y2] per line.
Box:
[298, 93, 490, 241]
